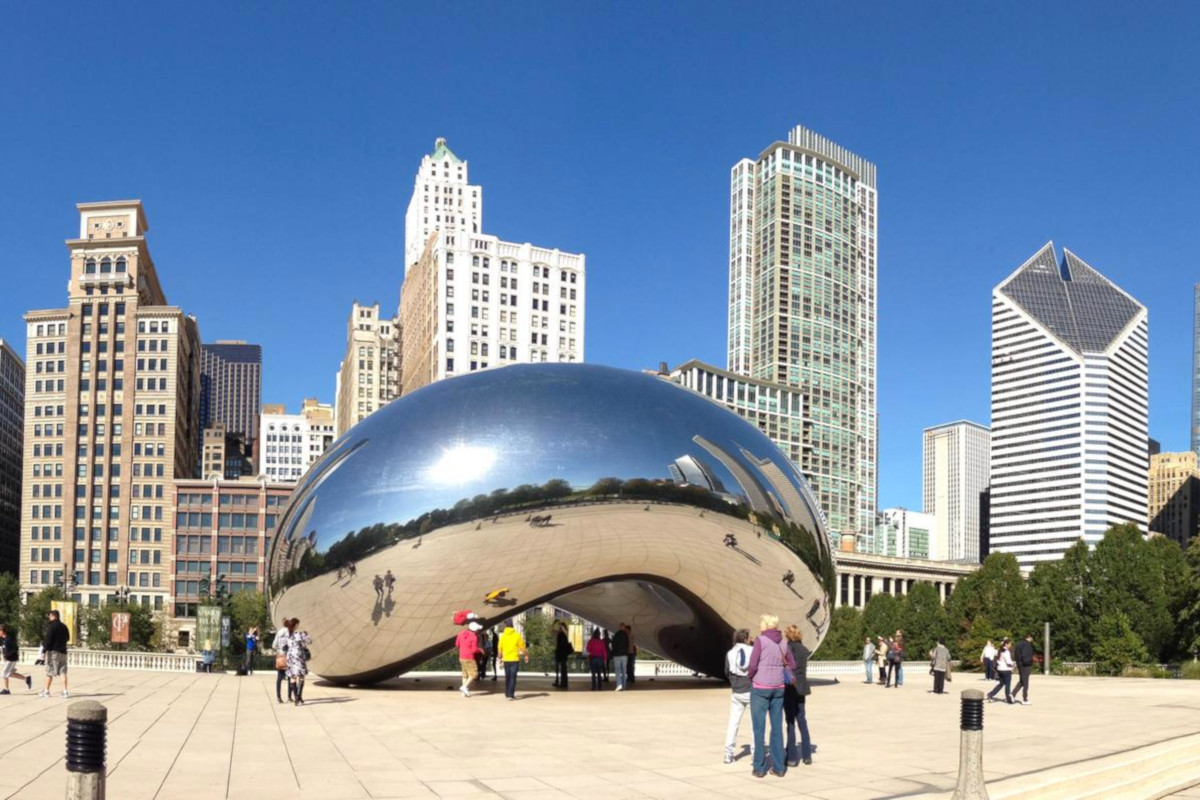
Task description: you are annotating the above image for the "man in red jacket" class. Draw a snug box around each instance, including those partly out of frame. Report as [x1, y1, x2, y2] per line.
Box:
[456, 622, 483, 697]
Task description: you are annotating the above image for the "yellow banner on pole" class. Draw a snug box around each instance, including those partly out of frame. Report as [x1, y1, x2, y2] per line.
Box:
[50, 600, 78, 646]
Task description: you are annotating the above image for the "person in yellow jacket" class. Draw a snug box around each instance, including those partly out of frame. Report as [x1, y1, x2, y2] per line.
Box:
[497, 620, 529, 700]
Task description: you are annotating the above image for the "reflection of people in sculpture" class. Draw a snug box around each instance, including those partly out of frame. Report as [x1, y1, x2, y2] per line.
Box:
[806, 599, 827, 638]
[723, 532, 738, 548]
[384, 570, 396, 597]
[782, 570, 795, 588]
[373, 575, 385, 602]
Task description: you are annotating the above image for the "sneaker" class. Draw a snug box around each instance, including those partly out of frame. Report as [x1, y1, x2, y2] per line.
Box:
[616, 685, 624, 692]
[723, 753, 733, 765]
[459, 686, 469, 697]
[38, 689, 49, 698]
[25, 676, 32, 690]
[62, 691, 69, 699]
[751, 770, 767, 779]
[0, 689, 10, 695]
[1020, 699, 1029, 705]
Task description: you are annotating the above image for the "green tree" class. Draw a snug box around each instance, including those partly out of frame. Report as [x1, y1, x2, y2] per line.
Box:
[901, 582, 950, 659]
[946, 553, 1031, 652]
[77, 602, 156, 650]
[228, 591, 271, 655]
[0, 573, 20, 633]
[1091, 524, 1173, 661]
[820, 606, 865, 660]
[1027, 542, 1092, 661]
[957, 613, 1009, 671]
[861, 592, 904, 642]
[20, 587, 63, 648]
[520, 612, 553, 667]
[1148, 534, 1188, 660]
[1092, 611, 1150, 675]
[1177, 535, 1200, 658]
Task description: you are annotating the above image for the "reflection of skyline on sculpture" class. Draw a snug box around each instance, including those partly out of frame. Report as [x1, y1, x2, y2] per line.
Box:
[267, 364, 834, 684]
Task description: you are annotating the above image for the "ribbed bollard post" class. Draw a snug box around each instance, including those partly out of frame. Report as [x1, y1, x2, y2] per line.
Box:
[65, 701, 106, 800]
[951, 689, 988, 800]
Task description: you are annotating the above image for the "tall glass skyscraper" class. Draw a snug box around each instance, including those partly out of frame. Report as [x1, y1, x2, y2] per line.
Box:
[728, 124, 877, 541]
[989, 243, 1148, 568]
[1192, 284, 1200, 457]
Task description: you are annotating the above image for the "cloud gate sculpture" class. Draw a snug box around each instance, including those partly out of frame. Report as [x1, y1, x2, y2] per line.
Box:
[267, 364, 835, 685]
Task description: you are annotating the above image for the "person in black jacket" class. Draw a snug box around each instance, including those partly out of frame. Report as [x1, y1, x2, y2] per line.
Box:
[552, 621, 572, 690]
[41, 610, 71, 699]
[782, 625, 813, 766]
[611, 625, 630, 691]
[0, 624, 32, 693]
[1011, 633, 1035, 705]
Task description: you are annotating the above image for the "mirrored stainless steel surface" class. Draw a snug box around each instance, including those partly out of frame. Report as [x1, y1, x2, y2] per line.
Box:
[267, 364, 835, 684]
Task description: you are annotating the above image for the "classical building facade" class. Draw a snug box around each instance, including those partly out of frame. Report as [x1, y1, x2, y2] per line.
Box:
[21, 201, 202, 607]
[397, 139, 585, 395]
[728, 124, 877, 541]
[172, 476, 292, 640]
[923, 420, 991, 563]
[198, 341, 261, 466]
[260, 398, 335, 483]
[334, 302, 399, 436]
[833, 550, 977, 609]
[990, 243, 1148, 568]
[0, 340, 24, 574]
[1147, 451, 1200, 547]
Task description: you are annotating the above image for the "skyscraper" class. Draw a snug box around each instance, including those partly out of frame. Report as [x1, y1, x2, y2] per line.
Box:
[728, 124, 877, 540]
[334, 302, 399, 436]
[990, 243, 1148, 568]
[199, 341, 262, 456]
[923, 420, 991, 563]
[21, 201, 202, 607]
[397, 138, 585, 395]
[1147, 451, 1200, 548]
[261, 398, 335, 482]
[1192, 284, 1200, 457]
[0, 340, 24, 575]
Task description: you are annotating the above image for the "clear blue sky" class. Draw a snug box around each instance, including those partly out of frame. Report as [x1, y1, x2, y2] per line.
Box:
[2, 3, 1198, 510]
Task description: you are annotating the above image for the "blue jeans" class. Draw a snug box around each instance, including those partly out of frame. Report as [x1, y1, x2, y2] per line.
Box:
[503, 661, 519, 698]
[589, 656, 604, 690]
[750, 687, 785, 775]
[784, 690, 811, 763]
[988, 671, 1012, 702]
[613, 655, 628, 689]
[864, 659, 873, 682]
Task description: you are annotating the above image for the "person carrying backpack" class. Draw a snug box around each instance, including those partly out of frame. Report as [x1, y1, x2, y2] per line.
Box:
[723, 628, 753, 764]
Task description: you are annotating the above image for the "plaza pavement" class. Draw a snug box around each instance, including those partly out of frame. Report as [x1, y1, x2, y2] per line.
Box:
[0, 666, 1198, 799]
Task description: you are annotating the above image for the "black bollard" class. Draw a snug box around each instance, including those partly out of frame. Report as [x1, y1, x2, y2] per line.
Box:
[66, 700, 107, 799]
[951, 689, 988, 799]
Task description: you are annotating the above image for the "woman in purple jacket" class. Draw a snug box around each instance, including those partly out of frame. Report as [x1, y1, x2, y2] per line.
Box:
[746, 613, 797, 778]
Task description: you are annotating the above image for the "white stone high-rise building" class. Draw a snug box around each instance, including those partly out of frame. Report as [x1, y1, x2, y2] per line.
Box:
[923, 420, 990, 563]
[261, 398, 335, 483]
[990, 243, 1148, 568]
[334, 302, 399, 437]
[398, 139, 585, 395]
[728, 124, 877, 542]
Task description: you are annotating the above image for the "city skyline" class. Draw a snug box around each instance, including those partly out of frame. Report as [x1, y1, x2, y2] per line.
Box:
[2, 5, 1199, 513]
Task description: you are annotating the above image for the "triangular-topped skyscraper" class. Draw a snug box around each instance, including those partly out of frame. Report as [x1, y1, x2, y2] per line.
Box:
[989, 244, 1148, 568]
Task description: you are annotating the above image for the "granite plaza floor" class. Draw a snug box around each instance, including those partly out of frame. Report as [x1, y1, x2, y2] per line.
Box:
[0, 666, 1198, 799]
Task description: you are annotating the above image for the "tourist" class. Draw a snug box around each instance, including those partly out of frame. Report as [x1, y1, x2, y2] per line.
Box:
[489, 628, 499, 681]
[893, 631, 906, 686]
[284, 618, 312, 706]
[987, 638, 1014, 704]
[611, 623, 630, 691]
[782, 625, 812, 767]
[244, 627, 259, 674]
[498, 620, 529, 700]
[885, 636, 904, 688]
[1011, 633, 1035, 705]
[455, 620, 482, 697]
[384, 569, 396, 597]
[40, 609, 70, 699]
[747, 613, 796, 778]
[626, 625, 637, 684]
[723, 628, 753, 764]
[982, 639, 997, 681]
[553, 621, 572, 690]
[929, 638, 951, 694]
[0, 623, 32, 694]
[272, 618, 293, 703]
[474, 624, 490, 684]
[373, 574, 385, 602]
[202, 644, 216, 673]
[862, 637, 876, 684]
[585, 629, 607, 691]
[874, 636, 888, 684]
